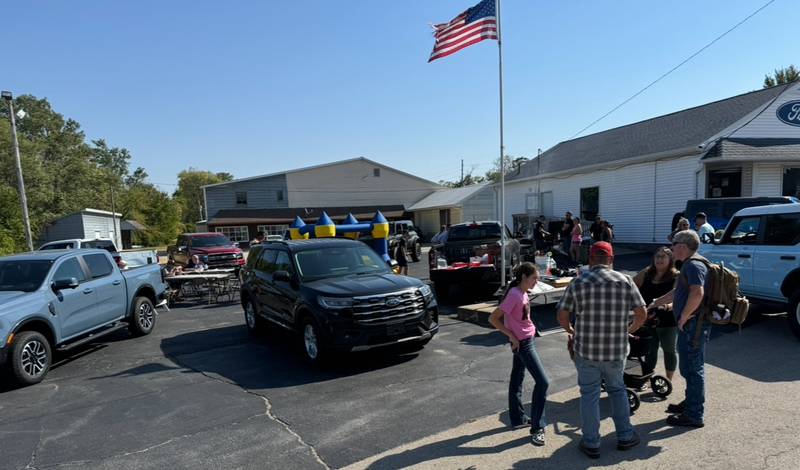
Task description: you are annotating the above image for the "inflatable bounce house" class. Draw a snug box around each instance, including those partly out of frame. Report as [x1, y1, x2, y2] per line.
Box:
[288, 210, 391, 263]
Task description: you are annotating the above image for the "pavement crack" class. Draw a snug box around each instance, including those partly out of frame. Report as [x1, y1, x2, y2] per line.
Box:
[166, 355, 331, 469]
[24, 423, 45, 470]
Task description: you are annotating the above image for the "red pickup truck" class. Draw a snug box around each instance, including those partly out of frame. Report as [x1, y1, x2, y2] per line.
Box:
[167, 233, 245, 268]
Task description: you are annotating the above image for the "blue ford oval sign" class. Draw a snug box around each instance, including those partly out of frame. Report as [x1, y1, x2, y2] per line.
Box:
[776, 100, 800, 127]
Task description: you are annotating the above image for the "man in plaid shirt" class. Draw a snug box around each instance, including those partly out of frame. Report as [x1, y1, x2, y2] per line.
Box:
[557, 242, 647, 459]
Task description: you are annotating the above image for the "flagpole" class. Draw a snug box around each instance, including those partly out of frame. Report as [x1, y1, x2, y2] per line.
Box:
[496, 0, 507, 287]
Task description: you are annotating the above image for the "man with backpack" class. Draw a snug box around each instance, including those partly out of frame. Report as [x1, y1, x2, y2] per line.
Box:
[651, 230, 710, 428]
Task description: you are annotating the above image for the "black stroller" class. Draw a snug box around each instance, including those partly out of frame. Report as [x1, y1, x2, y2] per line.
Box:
[621, 316, 673, 412]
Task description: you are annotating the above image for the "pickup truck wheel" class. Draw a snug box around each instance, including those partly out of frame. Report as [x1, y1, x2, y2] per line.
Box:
[129, 297, 157, 337]
[789, 291, 800, 340]
[411, 243, 421, 262]
[301, 317, 327, 365]
[10, 331, 52, 386]
[244, 300, 267, 335]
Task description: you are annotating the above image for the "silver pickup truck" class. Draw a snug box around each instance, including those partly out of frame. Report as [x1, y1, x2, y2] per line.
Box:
[0, 249, 167, 386]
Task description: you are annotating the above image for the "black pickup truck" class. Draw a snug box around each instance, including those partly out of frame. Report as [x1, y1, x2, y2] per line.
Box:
[428, 221, 521, 298]
[240, 238, 439, 364]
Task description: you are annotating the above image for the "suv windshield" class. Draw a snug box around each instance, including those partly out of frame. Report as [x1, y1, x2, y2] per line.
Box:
[447, 224, 501, 241]
[294, 245, 390, 280]
[191, 235, 232, 247]
[0, 260, 54, 292]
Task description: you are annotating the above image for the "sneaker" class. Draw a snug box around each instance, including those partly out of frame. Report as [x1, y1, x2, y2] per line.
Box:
[666, 401, 685, 414]
[530, 427, 545, 446]
[666, 413, 704, 428]
[617, 433, 640, 451]
[579, 441, 600, 459]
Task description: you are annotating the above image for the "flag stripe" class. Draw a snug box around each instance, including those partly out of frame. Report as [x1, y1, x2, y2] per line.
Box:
[428, 0, 497, 63]
[433, 21, 497, 49]
[435, 17, 496, 43]
[434, 13, 468, 36]
[429, 32, 497, 62]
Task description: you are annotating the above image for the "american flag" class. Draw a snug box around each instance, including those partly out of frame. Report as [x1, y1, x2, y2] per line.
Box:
[429, 0, 497, 63]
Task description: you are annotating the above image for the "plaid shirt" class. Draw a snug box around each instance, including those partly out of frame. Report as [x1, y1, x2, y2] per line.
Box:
[556, 265, 646, 361]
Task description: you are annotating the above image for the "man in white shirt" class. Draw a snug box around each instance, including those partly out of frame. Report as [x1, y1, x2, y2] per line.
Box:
[694, 213, 715, 243]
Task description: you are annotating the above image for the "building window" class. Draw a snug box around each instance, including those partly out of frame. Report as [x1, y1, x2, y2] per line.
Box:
[373, 168, 381, 177]
[257, 224, 289, 237]
[215, 226, 249, 242]
[783, 168, 800, 199]
[580, 187, 599, 221]
[707, 168, 742, 198]
[235, 192, 248, 205]
[277, 189, 284, 201]
[525, 193, 538, 213]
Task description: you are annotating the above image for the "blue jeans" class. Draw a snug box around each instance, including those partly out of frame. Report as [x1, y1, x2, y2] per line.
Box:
[574, 355, 634, 448]
[509, 338, 550, 430]
[677, 317, 711, 421]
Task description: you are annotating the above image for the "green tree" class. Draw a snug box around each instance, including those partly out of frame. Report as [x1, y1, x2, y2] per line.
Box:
[173, 169, 234, 229]
[764, 65, 800, 88]
[0, 94, 172, 254]
[439, 173, 486, 188]
[483, 155, 528, 183]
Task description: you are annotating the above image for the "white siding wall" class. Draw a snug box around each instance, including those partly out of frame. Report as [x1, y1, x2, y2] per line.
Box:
[752, 163, 785, 196]
[82, 214, 121, 247]
[503, 155, 701, 244]
[654, 156, 700, 242]
[727, 82, 800, 139]
[461, 187, 496, 222]
[286, 160, 439, 208]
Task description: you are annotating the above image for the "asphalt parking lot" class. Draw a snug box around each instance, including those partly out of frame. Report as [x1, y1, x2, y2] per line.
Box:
[1, 248, 792, 469]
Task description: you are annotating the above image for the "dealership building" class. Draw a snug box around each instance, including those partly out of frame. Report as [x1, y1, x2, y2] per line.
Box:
[503, 82, 800, 245]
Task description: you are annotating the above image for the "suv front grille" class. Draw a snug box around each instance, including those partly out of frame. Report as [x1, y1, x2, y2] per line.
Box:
[351, 289, 426, 325]
[207, 253, 237, 265]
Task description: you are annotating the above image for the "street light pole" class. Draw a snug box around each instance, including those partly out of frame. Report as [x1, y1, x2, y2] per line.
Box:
[2, 91, 34, 251]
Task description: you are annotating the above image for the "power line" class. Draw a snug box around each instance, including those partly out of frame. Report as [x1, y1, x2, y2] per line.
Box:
[567, 0, 776, 140]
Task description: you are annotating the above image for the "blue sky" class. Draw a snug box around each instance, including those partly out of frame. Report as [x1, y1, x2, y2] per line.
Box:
[3, 0, 797, 190]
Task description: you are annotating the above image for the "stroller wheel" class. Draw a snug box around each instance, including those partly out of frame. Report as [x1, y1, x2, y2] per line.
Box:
[650, 375, 672, 397]
[626, 389, 640, 412]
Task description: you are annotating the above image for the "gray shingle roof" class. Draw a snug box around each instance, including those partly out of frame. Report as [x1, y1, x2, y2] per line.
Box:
[509, 84, 792, 181]
[407, 184, 490, 211]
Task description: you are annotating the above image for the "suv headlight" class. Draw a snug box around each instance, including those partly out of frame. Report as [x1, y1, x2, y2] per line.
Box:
[235, 252, 243, 259]
[318, 296, 353, 309]
[419, 284, 433, 299]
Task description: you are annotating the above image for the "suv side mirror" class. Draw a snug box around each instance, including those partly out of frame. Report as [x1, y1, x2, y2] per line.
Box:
[273, 270, 292, 283]
[52, 277, 79, 291]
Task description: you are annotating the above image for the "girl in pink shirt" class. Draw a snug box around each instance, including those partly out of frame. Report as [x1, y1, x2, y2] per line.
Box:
[489, 262, 550, 446]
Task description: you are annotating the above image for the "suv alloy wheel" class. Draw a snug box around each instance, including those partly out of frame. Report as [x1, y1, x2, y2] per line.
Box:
[411, 242, 421, 262]
[244, 300, 267, 335]
[10, 331, 52, 385]
[301, 316, 326, 364]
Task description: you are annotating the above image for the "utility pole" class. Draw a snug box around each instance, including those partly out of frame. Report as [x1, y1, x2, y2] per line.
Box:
[460, 158, 464, 183]
[110, 187, 119, 248]
[2, 91, 34, 251]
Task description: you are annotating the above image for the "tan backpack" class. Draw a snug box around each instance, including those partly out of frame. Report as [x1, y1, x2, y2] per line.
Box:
[682, 256, 750, 344]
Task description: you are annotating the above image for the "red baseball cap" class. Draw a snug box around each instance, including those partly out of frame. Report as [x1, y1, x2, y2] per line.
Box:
[590, 241, 614, 257]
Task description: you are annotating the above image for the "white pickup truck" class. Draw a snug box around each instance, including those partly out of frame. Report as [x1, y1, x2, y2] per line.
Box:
[698, 203, 800, 339]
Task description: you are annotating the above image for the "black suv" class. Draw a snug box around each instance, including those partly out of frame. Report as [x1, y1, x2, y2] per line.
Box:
[240, 238, 439, 363]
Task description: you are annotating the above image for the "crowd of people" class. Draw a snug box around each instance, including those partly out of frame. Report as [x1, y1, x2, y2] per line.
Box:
[489, 229, 711, 458]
